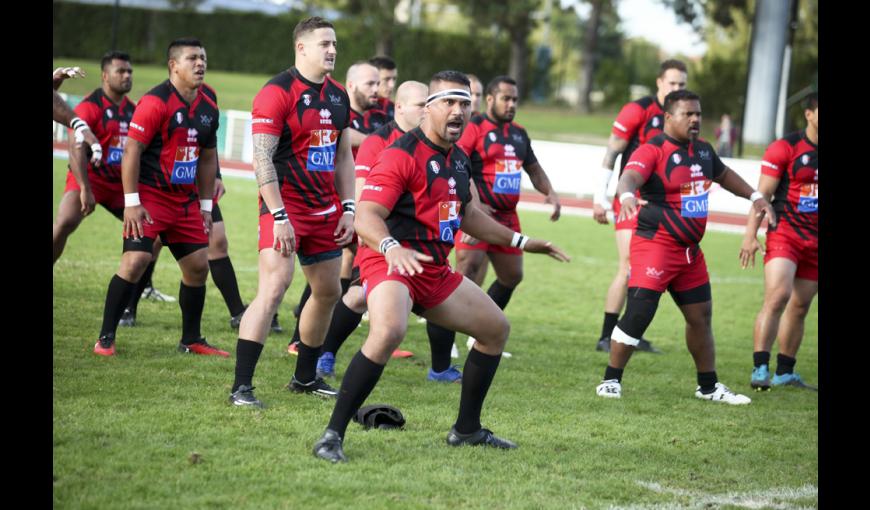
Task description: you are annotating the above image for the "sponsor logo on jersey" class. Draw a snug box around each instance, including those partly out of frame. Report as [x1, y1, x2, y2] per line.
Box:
[130, 122, 145, 132]
[438, 201, 462, 244]
[306, 129, 338, 172]
[363, 184, 382, 192]
[454, 159, 467, 173]
[798, 183, 818, 213]
[448, 176, 457, 195]
[320, 109, 332, 125]
[200, 114, 212, 127]
[680, 179, 711, 218]
[512, 133, 523, 143]
[699, 149, 711, 160]
[171, 146, 200, 184]
[329, 93, 342, 105]
[107, 135, 126, 165]
[504, 144, 516, 157]
[252, 118, 274, 125]
[187, 128, 198, 143]
[493, 159, 522, 195]
[690, 164, 704, 178]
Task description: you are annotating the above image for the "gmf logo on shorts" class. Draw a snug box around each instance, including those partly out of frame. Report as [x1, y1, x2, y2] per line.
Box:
[307, 130, 338, 171]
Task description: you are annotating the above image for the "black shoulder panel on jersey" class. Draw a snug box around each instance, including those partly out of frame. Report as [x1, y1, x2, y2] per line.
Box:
[470, 113, 486, 126]
[390, 129, 421, 157]
[324, 74, 348, 95]
[147, 80, 173, 102]
[783, 131, 803, 146]
[201, 83, 218, 102]
[266, 70, 295, 91]
[373, 122, 395, 140]
[83, 88, 103, 105]
[635, 96, 655, 109]
[647, 133, 667, 147]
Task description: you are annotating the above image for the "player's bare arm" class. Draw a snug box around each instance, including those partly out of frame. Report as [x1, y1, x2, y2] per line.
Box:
[333, 128, 356, 246]
[739, 174, 779, 269]
[714, 166, 776, 230]
[196, 147, 217, 235]
[67, 130, 95, 216]
[253, 132, 295, 256]
[592, 135, 631, 224]
[347, 128, 368, 148]
[53, 90, 77, 126]
[525, 161, 560, 221]
[53, 66, 85, 90]
[356, 200, 433, 276]
[614, 169, 648, 223]
[120, 139, 152, 240]
[460, 192, 570, 262]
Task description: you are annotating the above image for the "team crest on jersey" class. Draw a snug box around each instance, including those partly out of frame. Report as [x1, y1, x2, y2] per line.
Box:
[176, 112, 184, 124]
[680, 179, 711, 218]
[798, 183, 818, 213]
[171, 146, 200, 184]
[307, 130, 338, 172]
[438, 201, 462, 244]
[652, 117, 660, 128]
[802, 154, 810, 165]
[303, 94, 312, 106]
[673, 153, 682, 164]
[106, 109, 113, 119]
[488, 132, 497, 142]
[494, 159, 522, 195]
[430, 161, 440, 174]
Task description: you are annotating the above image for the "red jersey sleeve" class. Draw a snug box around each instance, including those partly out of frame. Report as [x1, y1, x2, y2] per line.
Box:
[623, 143, 658, 182]
[69, 100, 102, 139]
[611, 102, 645, 141]
[760, 139, 792, 179]
[360, 148, 413, 210]
[251, 84, 290, 137]
[127, 94, 164, 146]
[355, 135, 387, 179]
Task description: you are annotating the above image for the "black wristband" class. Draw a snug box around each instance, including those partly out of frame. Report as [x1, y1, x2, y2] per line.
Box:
[271, 208, 289, 224]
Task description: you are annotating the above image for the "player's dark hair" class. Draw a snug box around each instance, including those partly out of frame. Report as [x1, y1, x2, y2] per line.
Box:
[804, 92, 818, 111]
[663, 90, 700, 113]
[485, 75, 517, 97]
[658, 59, 688, 77]
[100, 51, 130, 71]
[294, 16, 334, 42]
[369, 55, 396, 71]
[429, 70, 470, 90]
[167, 37, 203, 61]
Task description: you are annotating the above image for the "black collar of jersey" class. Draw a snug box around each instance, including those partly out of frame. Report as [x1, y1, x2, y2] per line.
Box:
[663, 132, 691, 149]
[164, 79, 201, 108]
[411, 127, 451, 156]
[801, 130, 818, 150]
[389, 120, 404, 134]
[483, 113, 510, 128]
[289, 67, 325, 91]
[653, 95, 664, 111]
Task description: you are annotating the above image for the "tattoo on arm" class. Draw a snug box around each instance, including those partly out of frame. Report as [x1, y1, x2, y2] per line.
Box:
[252, 133, 279, 188]
[53, 90, 75, 126]
[602, 135, 629, 169]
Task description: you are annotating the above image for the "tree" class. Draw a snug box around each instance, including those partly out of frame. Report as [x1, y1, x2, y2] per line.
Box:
[167, 0, 206, 11]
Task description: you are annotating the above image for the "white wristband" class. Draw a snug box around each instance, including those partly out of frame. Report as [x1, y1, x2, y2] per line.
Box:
[619, 191, 636, 204]
[200, 199, 213, 212]
[594, 167, 614, 207]
[510, 231, 529, 249]
[124, 193, 141, 207]
[749, 191, 764, 202]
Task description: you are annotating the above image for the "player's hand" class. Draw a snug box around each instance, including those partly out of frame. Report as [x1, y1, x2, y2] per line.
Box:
[617, 197, 647, 223]
[460, 232, 479, 245]
[546, 192, 561, 221]
[79, 187, 96, 217]
[592, 203, 610, 225]
[201, 210, 213, 236]
[273, 221, 296, 257]
[53, 66, 85, 89]
[752, 197, 777, 228]
[214, 178, 226, 201]
[76, 128, 103, 168]
[385, 246, 433, 277]
[334, 213, 355, 246]
[123, 205, 153, 240]
[523, 238, 571, 262]
[739, 235, 764, 269]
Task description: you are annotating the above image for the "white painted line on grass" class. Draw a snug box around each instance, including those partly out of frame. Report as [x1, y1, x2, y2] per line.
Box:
[632, 481, 817, 510]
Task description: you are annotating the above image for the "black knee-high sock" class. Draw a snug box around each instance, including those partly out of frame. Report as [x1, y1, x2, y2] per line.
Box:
[340, 277, 351, 295]
[233, 339, 264, 392]
[291, 283, 313, 343]
[126, 260, 155, 314]
[100, 274, 138, 338]
[327, 351, 385, 437]
[179, 282, 206, 344]
[209, 256, 245, 316]
[455, 348, 502, 434]
[486, 281, 516, 310]
[427, 322, 456, 372]
[294, 341, 321, 383]
[322, 298, 363, 356]
[600, 312, 620, 339]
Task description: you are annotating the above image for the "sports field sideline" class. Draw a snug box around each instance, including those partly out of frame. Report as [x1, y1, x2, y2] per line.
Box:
[53, 152, 817, 509]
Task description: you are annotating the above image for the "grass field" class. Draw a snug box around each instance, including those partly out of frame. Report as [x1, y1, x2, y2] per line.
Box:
[52, 57, 767, 157]
[52, 157, 817, 509]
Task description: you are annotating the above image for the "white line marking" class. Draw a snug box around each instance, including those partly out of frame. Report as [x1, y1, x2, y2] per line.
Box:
[631, 481, 817, 510]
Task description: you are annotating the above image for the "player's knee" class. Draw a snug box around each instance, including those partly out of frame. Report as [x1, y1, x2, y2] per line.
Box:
[685, 304, 713, 329]
[184, 262, 210, 284]
[499, 268, 523, 288]
[208, 236, 228, 257]
[55, 214, 81, 236]
[312, 279, 342, 305]
[613, 288, 661, 345]
[763, 289, 791, 313]
[344, 286, 366, 312]
[787, 299, 812, 320]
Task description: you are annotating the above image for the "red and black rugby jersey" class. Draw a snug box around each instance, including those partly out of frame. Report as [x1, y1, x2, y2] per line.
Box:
[359, 127, 473, 265]
[127, 80, 219, 196]
[72, 88, 136, 182]
[456, 113, 537, 212]
[251, 67, 351, 215]
[761, 130, 818, 241]
[376, 97, 395, 121]
[612, 96, 665, 173]
[625, 134, 726, 246]
[355, 120, 405, 179]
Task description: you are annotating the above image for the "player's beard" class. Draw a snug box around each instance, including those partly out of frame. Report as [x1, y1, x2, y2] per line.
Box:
[354, 89, 374, 111]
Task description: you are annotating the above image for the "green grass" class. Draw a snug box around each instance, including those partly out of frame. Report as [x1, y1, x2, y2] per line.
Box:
[53, 157, 817, 509]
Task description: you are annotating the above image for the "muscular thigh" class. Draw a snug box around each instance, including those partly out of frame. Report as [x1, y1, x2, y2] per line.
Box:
[422, 277, 505, 339]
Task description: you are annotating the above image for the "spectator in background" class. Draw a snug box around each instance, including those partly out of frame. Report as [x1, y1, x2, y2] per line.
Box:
[715, 114, 738, 158]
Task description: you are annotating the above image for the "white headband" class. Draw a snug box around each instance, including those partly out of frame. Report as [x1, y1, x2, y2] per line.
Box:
[426, 88, 472, 106]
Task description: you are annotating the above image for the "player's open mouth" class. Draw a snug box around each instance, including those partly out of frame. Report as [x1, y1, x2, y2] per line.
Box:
[446, 120, 463, 133]
[689, 125, 700, 134]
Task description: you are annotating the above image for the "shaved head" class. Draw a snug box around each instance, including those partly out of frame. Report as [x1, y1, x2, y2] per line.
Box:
[395, 81, 427, 106]
[346, 61, 380, 111]
[346, 62, 378, 84]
